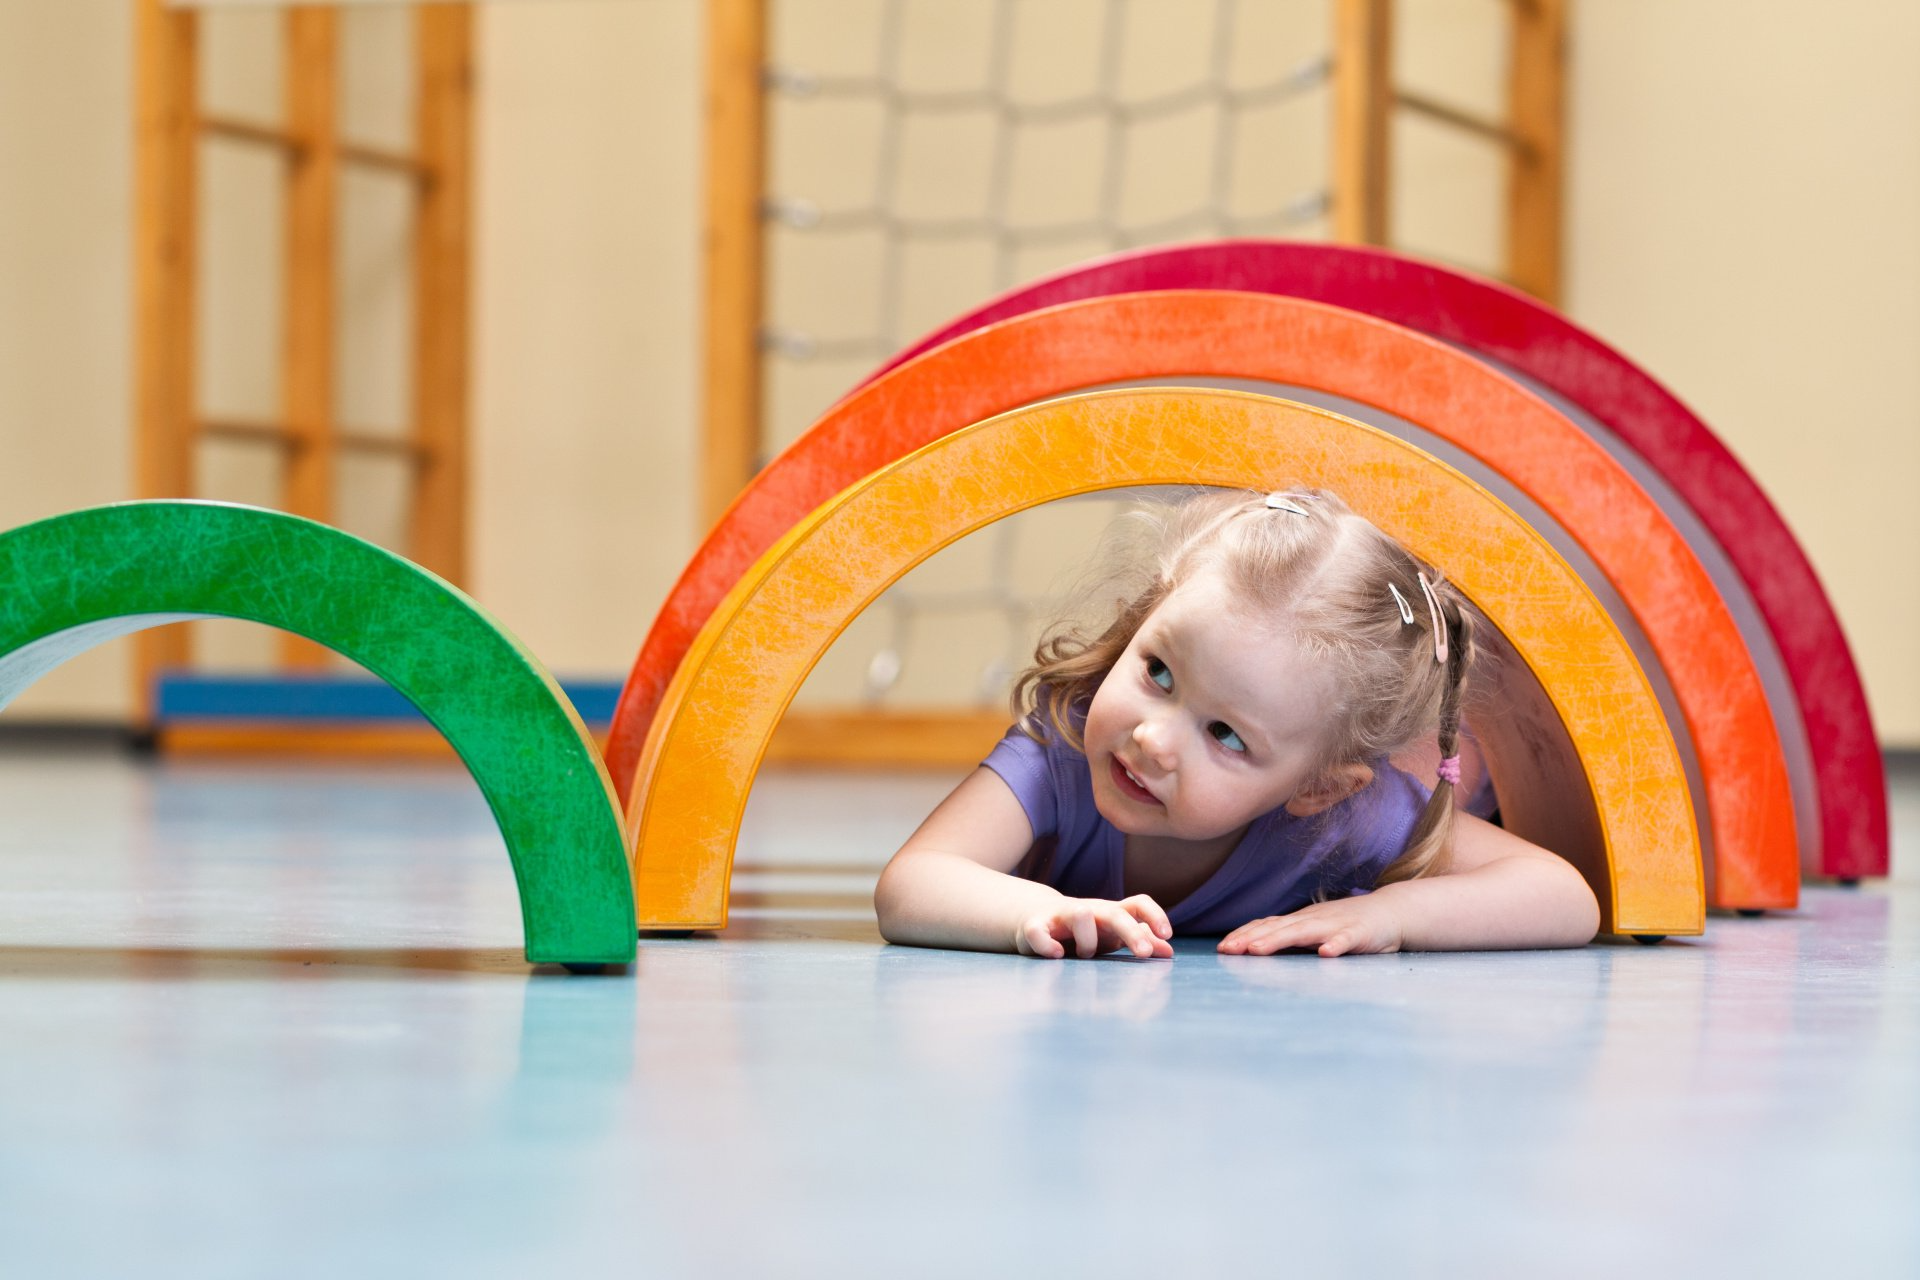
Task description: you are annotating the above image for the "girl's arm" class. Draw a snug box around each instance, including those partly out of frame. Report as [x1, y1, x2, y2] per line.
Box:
[874, 767, 1173, 958]
[1218, 815, 1600, 956]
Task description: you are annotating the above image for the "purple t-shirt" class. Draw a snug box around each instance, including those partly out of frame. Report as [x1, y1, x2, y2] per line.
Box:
[981, 722, 1432, 935]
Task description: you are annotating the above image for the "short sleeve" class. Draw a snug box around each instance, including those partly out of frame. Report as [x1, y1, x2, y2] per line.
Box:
[980, 723, 1060, 838]
[1315, 761, 1428, 895]
[1462, 771, 1500, 820]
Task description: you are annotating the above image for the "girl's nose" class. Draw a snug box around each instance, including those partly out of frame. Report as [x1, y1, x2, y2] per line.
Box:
[1132, 718, 1178, 771]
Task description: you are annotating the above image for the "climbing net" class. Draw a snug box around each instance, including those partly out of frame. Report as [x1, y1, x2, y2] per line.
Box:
[766, 0, 1335, 706]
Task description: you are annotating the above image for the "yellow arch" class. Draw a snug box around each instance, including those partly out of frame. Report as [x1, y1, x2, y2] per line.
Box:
[628, 390, 1703, 938]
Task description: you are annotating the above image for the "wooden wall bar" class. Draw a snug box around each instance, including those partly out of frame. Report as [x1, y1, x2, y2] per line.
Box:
[1332, 0, 1393, 245]
[1506, 0, 1567, 305]
[131, 0, 199, 723]
[411, 5, 474, 587]
[280, 9, 340, 668]
[132, 1, 476, 742]
[700, 0, 768, 532]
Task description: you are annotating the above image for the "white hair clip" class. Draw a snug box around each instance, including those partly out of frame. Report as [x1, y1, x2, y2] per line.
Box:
[1417, 572, 1449, 665]
[1387, 583, 1416, 625]
[1264, 493, 1309, 515]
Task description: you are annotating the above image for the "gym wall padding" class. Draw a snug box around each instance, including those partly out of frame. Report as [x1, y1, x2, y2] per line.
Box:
[626, 389, 1703, 939]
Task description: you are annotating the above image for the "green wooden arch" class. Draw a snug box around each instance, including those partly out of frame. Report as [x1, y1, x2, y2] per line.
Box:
[0, 501, 634, 968]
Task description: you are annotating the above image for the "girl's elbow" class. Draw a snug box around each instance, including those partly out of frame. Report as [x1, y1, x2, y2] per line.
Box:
[1556, 863, 1602, 945]
[872, 854, 925, 942]
[872, 862, 905, 937]
[873, 894, 911, 946]
[1562, 906, 1601, 948]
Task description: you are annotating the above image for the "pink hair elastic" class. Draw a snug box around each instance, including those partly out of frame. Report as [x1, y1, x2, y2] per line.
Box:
[1436, 755, 1463, 787]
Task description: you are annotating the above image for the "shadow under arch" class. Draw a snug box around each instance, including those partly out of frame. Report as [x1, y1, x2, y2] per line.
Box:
[865, 238, 1882, 884]
[626, 389, 1703, 939]
[0, 501, 634, 968]
[608, 290, 1791, 911]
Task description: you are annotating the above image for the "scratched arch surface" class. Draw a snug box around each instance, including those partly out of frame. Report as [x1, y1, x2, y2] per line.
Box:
[610, 291, 1792, 910]
[0, 502, 635, 967]
[865, 239, 1880, 882]
[628, 390, 1703, 938]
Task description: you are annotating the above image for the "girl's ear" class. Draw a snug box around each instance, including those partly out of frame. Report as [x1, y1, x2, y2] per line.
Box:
[1284, 762, 1374, 817]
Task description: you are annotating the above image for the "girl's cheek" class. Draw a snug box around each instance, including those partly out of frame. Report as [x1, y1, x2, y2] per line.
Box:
[1085, 682, 1120, 733]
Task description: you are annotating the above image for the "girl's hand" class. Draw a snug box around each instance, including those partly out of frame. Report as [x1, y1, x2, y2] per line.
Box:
[1217, 894, 1403, 957]
[1015, 895, 1175, 960]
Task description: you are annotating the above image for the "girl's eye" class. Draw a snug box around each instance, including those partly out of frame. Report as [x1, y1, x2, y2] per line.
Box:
[1145, 656, 1174, 691]
[1209, 722, 1247, 752]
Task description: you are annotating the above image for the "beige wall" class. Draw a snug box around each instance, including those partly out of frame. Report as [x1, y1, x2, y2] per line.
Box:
[1564, 2, 1920, 744]
[469, 0, 701, 680]
[2, 1, 1915, 745]
[0, 3, 134, 719]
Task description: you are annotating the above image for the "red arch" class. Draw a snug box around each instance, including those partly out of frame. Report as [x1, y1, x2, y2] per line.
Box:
[610, 291, 1794, 910]
[865, 240, 1884, 882]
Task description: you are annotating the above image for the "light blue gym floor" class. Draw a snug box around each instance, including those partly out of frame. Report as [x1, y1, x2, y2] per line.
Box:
[0, 742, 1915, 1278]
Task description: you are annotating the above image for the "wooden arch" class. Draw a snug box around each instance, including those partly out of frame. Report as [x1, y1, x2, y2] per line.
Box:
[0, 502, 633, 968]
[866, 239, 1883, 883]
[612, 291, 1793, 911]
[628, 389, 1703, 939]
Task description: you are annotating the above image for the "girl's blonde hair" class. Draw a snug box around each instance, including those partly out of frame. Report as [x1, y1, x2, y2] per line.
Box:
[1011, 488, 1478, 886]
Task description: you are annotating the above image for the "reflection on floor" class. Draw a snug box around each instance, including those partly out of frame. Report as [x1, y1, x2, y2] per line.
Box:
[0, 745, 1915, 1277]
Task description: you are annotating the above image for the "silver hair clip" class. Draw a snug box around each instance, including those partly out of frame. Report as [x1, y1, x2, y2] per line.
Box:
[1264, 493, 1309, 515]
[1387, 583, 1416, 625]
[1417, 572, 1449, 665]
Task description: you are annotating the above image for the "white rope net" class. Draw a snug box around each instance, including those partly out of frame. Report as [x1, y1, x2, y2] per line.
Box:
[767, 0, 1336, 710]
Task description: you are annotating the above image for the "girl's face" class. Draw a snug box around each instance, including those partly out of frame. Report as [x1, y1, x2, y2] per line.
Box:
[1083, 567, 1352, 844]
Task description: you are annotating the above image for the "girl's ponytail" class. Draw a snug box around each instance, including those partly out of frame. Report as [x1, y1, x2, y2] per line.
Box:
[1376, 589, 1475, 886]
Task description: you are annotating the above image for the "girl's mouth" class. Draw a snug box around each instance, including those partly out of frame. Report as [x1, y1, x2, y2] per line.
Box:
[1109, 755, 1162, 806]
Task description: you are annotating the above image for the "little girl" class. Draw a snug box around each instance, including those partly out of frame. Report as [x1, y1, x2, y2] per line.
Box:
[874, 488, 1601, 959]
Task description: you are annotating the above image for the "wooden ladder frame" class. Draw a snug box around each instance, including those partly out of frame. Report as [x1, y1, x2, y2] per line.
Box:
[702, 0, 1569, 767]
[131, 0, 473, 729]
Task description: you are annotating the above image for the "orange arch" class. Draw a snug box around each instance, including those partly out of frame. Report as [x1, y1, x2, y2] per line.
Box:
[611, 291, 1794, 910]
[627, 390, 1703, 939]
[871, 239, 1881, 883]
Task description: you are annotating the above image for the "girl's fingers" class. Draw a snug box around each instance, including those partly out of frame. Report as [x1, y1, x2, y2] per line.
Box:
[1131, 916, 1171, 958]
[1318, 932, 1355, 957]
[1222, 908, 1350, 954]
[1219, 921, 1262, 950]
[1227, 917, 1386, 956]
[1224, 920, 1279, 951]
[1024, 918, 1065, 959]
[1070, 909, 1101, 959]
[1223, 913, 1293, 947]
[1024, 902, 1188, 959]
[1122, 895, 1174, 939]
[1023, 901, 1176, 960]
[1102, 907, 1155, 957]
[1237, 919, 1325, 956]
